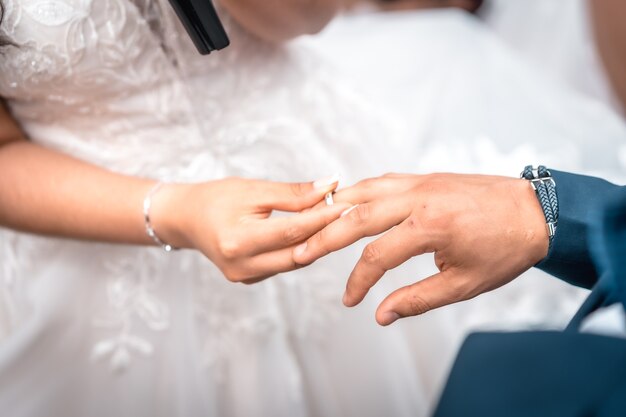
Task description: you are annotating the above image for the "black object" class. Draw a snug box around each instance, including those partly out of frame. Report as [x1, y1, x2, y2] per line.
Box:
[168, 0, 230, 55]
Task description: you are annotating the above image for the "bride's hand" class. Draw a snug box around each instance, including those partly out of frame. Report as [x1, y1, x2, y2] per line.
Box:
[152, 176, 349, 283]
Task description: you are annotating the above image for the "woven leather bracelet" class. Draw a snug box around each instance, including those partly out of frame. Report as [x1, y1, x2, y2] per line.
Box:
[521, 165, 558, 248]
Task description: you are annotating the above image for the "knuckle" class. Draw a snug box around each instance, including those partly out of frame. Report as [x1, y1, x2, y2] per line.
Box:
[406, 292, 432, 316]
[218, 239, 242, 260]
[417, 174, 441, 194]
[423, 174, 454, 195]
[290, 182, 308, 197]
[346, 203, 371, 225]
[282, 225, 305, 245]
[361, 243, 381, 266]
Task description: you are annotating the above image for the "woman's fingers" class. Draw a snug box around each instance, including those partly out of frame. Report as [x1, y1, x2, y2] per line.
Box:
[222, 245, 308, 284]
[343, 217, 433, 307]
[254, 175, 339, 212]
[240, 202, 351, 256]
[292, 197, 412, 266]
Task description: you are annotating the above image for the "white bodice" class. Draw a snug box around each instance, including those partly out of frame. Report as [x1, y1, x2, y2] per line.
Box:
[0, 0, 375, 181]
[1, 0, 212, 174]
[0, 4, 403, 404]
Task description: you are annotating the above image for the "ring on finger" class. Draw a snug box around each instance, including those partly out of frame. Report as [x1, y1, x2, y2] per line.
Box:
[325, 192, 335, 206]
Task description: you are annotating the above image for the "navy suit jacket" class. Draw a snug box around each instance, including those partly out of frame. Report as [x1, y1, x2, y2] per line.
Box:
[433, 170, 626, 417]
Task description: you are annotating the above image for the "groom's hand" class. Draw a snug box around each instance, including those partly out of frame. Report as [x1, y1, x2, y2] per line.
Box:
[293, 173, 549, 325]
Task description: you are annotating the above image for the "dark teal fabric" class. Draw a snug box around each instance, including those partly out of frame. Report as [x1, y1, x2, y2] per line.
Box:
[434, 332, 626, 417]
[434, 171, 626, 417]
[535, 170, 621, 289]
[588, 188, 626, 310]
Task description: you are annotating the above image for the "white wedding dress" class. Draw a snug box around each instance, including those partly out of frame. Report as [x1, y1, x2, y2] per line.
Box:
[0, 1, 427, 417]
[2, 1, 626, 416]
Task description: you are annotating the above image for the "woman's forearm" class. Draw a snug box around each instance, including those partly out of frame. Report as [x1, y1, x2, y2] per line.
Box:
[0, 102, 166, 246]
[219, 0, 341, 42]
[589, 0, 626, 111]
[0, 138, 161, 245]
[0, 92, 346, 282]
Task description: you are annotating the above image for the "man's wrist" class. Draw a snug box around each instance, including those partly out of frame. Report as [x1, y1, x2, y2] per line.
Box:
[514, 178, 550, 264]
[521, 165, 559, 248]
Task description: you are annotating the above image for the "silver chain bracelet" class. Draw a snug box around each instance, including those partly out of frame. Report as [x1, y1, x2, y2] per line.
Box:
[143, 182, 177, 252]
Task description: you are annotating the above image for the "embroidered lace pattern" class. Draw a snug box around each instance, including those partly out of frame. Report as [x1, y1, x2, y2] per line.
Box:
[0, 0, 353, 372]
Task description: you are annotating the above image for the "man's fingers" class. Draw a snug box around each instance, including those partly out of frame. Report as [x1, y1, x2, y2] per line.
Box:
[330, 176, 419, 207]
[343, 218, 433, 307]
[255, 175, 339, 212]
[308, 175, 424, 211]
[292, 197, 412, 265]
[240, 202, 351, 256]
[375, 270, 472, 326]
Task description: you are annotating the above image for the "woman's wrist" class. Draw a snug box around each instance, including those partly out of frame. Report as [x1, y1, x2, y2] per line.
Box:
[148, 182, 196, 250]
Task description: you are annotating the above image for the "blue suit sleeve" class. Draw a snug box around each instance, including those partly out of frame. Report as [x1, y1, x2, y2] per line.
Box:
[535, 170, 624, 289]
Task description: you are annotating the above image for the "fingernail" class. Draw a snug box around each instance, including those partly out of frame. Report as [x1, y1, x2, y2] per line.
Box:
[380, 311, 400, 326]
[340, 204, 359, 218]
[313, 174, 340, 190]
[294, 242, 307, 258]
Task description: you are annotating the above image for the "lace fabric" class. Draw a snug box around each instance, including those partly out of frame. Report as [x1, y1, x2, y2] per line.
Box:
[0, 2, 427, 416]
[0, 0, 351, 344]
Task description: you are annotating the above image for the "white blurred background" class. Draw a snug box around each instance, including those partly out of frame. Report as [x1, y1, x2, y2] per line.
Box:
[298, 0, 626, 407]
